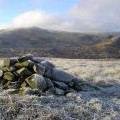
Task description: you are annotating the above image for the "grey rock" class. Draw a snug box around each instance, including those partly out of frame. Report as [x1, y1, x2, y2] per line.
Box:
[52, 81, 68, 91]
[9, 66, 16, 72]
[10, 58, 18, 66]
[0, 55, 100, 97]
[44, 77, 54, 89]
[2, 80, 11, 89]
[25, 88, 41, 96]
[25, 74, 47, 90]
[40, 61, 54, 78]
[32, 57, 45, 63]
[14, 61, 30, 68]
[51, 68, 75, 83]
[44, 68, 53, 78]
[16, 67, 32, 76]
[3, 72, 15, 81]
[18, 54, 34, 62]
[53, 88, 65, 96]
[41, 61, 55, 70]
[68, 80, 75, 87]
[45, 88, 56, 96]
[33, 64, 45, 75]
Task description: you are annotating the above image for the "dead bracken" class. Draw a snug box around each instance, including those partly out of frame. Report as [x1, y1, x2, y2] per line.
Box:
[0, 54, 99, 96]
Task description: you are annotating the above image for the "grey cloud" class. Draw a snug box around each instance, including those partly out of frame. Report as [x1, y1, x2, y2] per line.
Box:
[69, 0, 120, 32]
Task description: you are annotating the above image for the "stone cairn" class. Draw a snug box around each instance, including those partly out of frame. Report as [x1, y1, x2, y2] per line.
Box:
[0, 54, 99, 96]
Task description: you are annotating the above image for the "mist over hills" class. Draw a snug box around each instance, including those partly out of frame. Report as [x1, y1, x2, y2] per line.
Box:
[0, 27, 120, 58]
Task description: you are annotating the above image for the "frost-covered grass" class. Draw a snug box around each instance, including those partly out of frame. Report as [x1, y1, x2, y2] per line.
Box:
[0, 59, 120, 120]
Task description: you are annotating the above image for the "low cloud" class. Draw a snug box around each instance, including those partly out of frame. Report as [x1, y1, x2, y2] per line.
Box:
[69, 0, 120, 32]
[6, 10, 74, 31]
[0, 0, 120, 32]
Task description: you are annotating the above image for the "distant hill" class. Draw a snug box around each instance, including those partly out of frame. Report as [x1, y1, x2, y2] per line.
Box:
[0, 27, 120, 58]
[74, 36, 120, 59]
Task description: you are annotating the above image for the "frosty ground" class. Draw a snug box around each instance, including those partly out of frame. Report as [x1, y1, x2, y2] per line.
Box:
[0, 58, 120, 120]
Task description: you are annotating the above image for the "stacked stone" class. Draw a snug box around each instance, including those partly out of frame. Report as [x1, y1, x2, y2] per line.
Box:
[0, 54, 81, 96]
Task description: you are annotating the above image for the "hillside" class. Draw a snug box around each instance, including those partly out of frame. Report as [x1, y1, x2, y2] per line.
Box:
[0, 27, 114, 48]
[0, 27, 120, 58]
[78, 37, 120, 59]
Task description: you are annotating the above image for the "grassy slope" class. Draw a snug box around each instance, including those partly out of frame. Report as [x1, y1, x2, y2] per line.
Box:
[0, 58, 120, 120]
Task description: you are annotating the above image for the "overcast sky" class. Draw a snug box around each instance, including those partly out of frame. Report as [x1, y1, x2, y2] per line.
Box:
[0, 0, 120, 32]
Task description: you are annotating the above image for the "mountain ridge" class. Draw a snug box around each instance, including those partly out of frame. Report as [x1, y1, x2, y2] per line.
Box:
[0, 27, 120, 58]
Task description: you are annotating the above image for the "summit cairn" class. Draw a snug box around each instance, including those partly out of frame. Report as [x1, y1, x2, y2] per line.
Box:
[0, 54, 99, 96]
